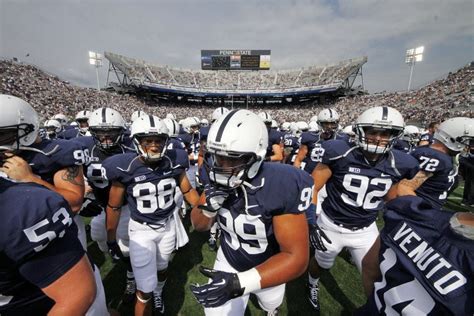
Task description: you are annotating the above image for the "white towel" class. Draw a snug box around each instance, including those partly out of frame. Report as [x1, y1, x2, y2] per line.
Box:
[174, 208, 189, 249]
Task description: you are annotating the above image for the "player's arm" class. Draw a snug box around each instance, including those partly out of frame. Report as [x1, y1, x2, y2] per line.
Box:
[293, 144, 308, 168]
[190, 192, 215, 231]
[361, 236, 381, 297]
[256, 213, 309, 288]
[394, 170, 433, 197]
[270, 142, 283, 162]
[42, 255, 96, 315]
[0, 155, 85, 213]
[198, 140, 206, 167]
[178, 171, 200, 206]
[106, 181, 126, 242]
[311, 162, 332, 205]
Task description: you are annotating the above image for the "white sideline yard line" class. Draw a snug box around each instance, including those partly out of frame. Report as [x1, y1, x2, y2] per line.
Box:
[449, 197, 462, 200]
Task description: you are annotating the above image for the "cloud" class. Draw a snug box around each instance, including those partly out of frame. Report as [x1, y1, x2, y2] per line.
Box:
[1, 0, 472, 93]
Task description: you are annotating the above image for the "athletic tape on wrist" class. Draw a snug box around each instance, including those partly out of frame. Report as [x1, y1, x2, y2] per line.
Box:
[237, 268, 261, 295]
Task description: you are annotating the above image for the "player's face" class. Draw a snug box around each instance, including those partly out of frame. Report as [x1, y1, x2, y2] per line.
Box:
[93, 128, 122, 146]
[76, 119, 89, 128]
[321, 122, 338, 132]
[365, 128, 392, 147]
[139, 135, 167, 156]
[0, 128, 18, 162]
[190, 125, 199, 134]
[213, 154, 250, 176]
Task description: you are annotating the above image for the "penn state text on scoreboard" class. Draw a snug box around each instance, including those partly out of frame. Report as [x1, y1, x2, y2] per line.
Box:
[201, 50, 271, 70]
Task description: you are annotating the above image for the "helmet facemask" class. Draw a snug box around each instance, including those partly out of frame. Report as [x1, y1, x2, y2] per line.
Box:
[76, 118, 89, 134]
[134, 134, 169, 163]
[319, 121, 339, 138]
[90, 127, 124, 151]
[0, 124, 35, 162]
[204, 150, 258, 188]
[355, 125, 403, 156]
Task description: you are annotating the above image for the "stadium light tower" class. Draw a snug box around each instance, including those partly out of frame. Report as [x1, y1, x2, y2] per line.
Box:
[89, 51, 103, 91]
[405, 46, 424, 91]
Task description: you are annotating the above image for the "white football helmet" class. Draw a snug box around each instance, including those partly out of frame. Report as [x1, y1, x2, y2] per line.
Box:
[88, 108, 126, 150]
[53, 113, 68, 126]
[308, 121, 319, 133]
[182, 117, 200, 134]
[258, 111, 272, 124]
[271, 120, 278, 129]
[0, 95, 39, 152]
[433, 117, 474, 152]
[166, 113, 176, 120]
[75, 110, 91, 132]
[44, 119, 62, 138]
[355, 106, 404, 155]
[131, 110, 147, 123]
[200, 118, 209, 127]
[317, 108, 340, 134]
[131, 115, 169, 162]
[310, 115, 319, 123]
[162, 118, 180, 138]
[402, 125, 420, 144]
[296, 121, 309, 132]
[206, 110, 268, 188]
[343, 125, 355, 136]
[211, 107, 230, 122]
[281, 122, 291, 132]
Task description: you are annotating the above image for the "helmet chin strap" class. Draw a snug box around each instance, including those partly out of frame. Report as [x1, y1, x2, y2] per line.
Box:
[239, 179, 265, 216]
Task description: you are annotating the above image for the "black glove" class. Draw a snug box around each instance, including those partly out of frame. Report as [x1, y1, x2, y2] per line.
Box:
[309, 223, 332, 252]
[106, 240, 124, 262]
[190, 266, 244, 308]
[80, 198, 104, 217]
[200, 183, 229, 214]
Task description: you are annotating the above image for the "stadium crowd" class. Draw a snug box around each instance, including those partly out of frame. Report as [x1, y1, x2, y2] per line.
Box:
[1, 59, 472, 128]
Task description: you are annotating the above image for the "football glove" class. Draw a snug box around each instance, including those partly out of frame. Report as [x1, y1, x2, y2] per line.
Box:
[106, 240, 124, 262]
[80, 198, 104, 217]
[201, 183, 229, 214]
[190, 266, 245, 308]
[309, 223, 332, 252]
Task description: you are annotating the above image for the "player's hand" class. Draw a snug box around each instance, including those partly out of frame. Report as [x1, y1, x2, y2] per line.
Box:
[107, 240, 124, 262]
[309, 223, 332, 252]
[203, 183, 229, 213]
[190, 266, 245, 308]
[80, 198, 104, 217]
[0, 153, 36, 182]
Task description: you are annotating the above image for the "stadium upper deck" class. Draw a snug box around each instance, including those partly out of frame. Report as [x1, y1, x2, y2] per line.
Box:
[105, 52, 366, 97]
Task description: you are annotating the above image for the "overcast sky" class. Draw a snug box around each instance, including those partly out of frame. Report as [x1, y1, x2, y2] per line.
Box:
[1, 0, 473, 93]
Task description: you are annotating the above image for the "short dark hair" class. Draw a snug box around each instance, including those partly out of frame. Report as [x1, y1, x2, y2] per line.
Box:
[428, 121, 439, 129]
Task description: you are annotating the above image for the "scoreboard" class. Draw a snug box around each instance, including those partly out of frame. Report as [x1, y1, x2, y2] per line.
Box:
[201, 50, 271, 70]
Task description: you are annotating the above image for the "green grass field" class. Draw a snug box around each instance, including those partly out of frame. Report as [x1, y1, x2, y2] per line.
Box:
[88, 184, 472, 316]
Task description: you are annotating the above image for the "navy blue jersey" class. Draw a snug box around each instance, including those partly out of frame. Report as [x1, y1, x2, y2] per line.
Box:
[299, 131, 349, 174]
[265, 129, 282, 158]
[217, 163, 313, 271]
[282, 133, 300, 165]
[102, 149, 189, 224]
[420, 133, 433, 145]
[167, 137, 186, 151]
[75, 136, 135, 206]
[393, 139, 415, 153]
[19, 139, 88, 184]
[321, 140, 419, 228]
[178, 132, 200, 165]
[362, 196, 473, 315]
[199, 125, 210, 142]
[0, 178, 84, 314]
[411, 147, 455, 210]
[57, 127, 84, 140]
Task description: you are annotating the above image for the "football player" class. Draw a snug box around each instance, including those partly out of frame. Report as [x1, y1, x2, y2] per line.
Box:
[393, 124, 420, 153]
[0, 178, 96, 315]
[179, 116, 201, 189]
[307, 106, 419, 311]
[293, 108, 348, 174]
[258, 111, 283, 162]
[0, 95, 86, 219]
[396, 117, 474, 210]
[190, 109, 312, 315]
[419, 121, 440, 146]
[75, 107, 137, 303]
[43, 119, 62, 140]
[358, 194, 473, 315]
[103, 115, 200, 316]
[58, 110, 91, 139]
